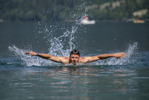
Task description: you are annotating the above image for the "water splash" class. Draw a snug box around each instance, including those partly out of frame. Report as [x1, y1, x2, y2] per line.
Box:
[8, 14, 139, 66]
[9, 42, 138, 66]
[47, 25, 78, 57]
[36, 15, 87, 57]
[94, 42, 138, 65]
[8, 17, 83, 66]
[8, 45, 53, 66]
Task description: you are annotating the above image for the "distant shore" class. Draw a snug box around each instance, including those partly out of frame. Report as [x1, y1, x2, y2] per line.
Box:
[1, 18, 149, 23]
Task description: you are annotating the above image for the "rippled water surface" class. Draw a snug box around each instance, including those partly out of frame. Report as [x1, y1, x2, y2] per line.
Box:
[0, 65, 149, 100]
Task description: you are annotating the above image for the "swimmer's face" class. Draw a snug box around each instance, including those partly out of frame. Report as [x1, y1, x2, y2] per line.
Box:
[70, 54, 80, 65]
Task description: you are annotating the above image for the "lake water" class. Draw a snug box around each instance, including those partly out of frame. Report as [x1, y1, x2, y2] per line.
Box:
[0, 21, 149, 100]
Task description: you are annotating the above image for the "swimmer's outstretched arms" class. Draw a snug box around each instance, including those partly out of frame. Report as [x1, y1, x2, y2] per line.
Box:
[25, 49, 125, 65]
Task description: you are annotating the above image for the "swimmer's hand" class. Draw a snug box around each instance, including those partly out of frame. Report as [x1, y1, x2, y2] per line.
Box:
[25, 51, 37, 56]
[113, 52, 125, 59]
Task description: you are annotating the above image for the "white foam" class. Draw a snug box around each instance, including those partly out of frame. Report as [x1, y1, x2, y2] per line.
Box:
[47, 25, 78, 57]
[8, 42, 138, 66]
[93, 42, 138, 65]
[8, 45, 55, 66]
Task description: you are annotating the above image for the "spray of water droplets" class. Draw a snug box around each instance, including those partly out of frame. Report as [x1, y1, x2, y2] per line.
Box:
[8, 35, 138, 67]
[8, 16, 85, 66]
[92, 42, 138, 65]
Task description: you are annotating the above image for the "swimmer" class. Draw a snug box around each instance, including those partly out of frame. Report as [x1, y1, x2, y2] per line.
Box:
[25, 49, 125, 65]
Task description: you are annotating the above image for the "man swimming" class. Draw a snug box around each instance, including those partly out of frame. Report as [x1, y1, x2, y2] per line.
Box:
[25, 49, 125, 65]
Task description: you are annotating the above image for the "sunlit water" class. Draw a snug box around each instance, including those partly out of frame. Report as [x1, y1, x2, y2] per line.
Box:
[0, 19, 149, 100]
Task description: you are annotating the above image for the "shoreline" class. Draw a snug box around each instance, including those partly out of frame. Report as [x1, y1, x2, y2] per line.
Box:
[1, 18, 149, 23]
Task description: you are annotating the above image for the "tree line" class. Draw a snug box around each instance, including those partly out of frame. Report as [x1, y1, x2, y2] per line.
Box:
[0, 0, 149, 21]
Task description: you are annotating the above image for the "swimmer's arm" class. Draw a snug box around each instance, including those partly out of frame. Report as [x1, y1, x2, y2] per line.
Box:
[86, 52, 125, 63]
[25, 51, 62, 63]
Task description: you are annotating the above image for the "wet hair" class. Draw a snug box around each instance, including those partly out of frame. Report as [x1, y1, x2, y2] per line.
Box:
[70, 49, 80, 56]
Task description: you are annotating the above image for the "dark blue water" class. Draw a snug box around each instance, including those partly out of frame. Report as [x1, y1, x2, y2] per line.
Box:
[0, 21, 149, 100]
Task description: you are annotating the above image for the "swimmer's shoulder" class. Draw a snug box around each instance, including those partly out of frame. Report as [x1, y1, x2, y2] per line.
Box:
[79, 56, 91, 63]
[80, 56, 91, 60]
[58, 57, 69, 64]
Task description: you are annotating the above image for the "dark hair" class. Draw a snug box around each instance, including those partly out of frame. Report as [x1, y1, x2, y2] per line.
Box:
[70, 49, 80, 56]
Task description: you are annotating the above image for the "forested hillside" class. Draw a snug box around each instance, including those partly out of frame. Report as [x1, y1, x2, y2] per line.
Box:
[0, 0, 149, 21]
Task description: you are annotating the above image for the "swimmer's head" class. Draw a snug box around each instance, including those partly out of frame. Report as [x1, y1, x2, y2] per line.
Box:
[70, 49, 80, 56]
[69, 49, 80, 65]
